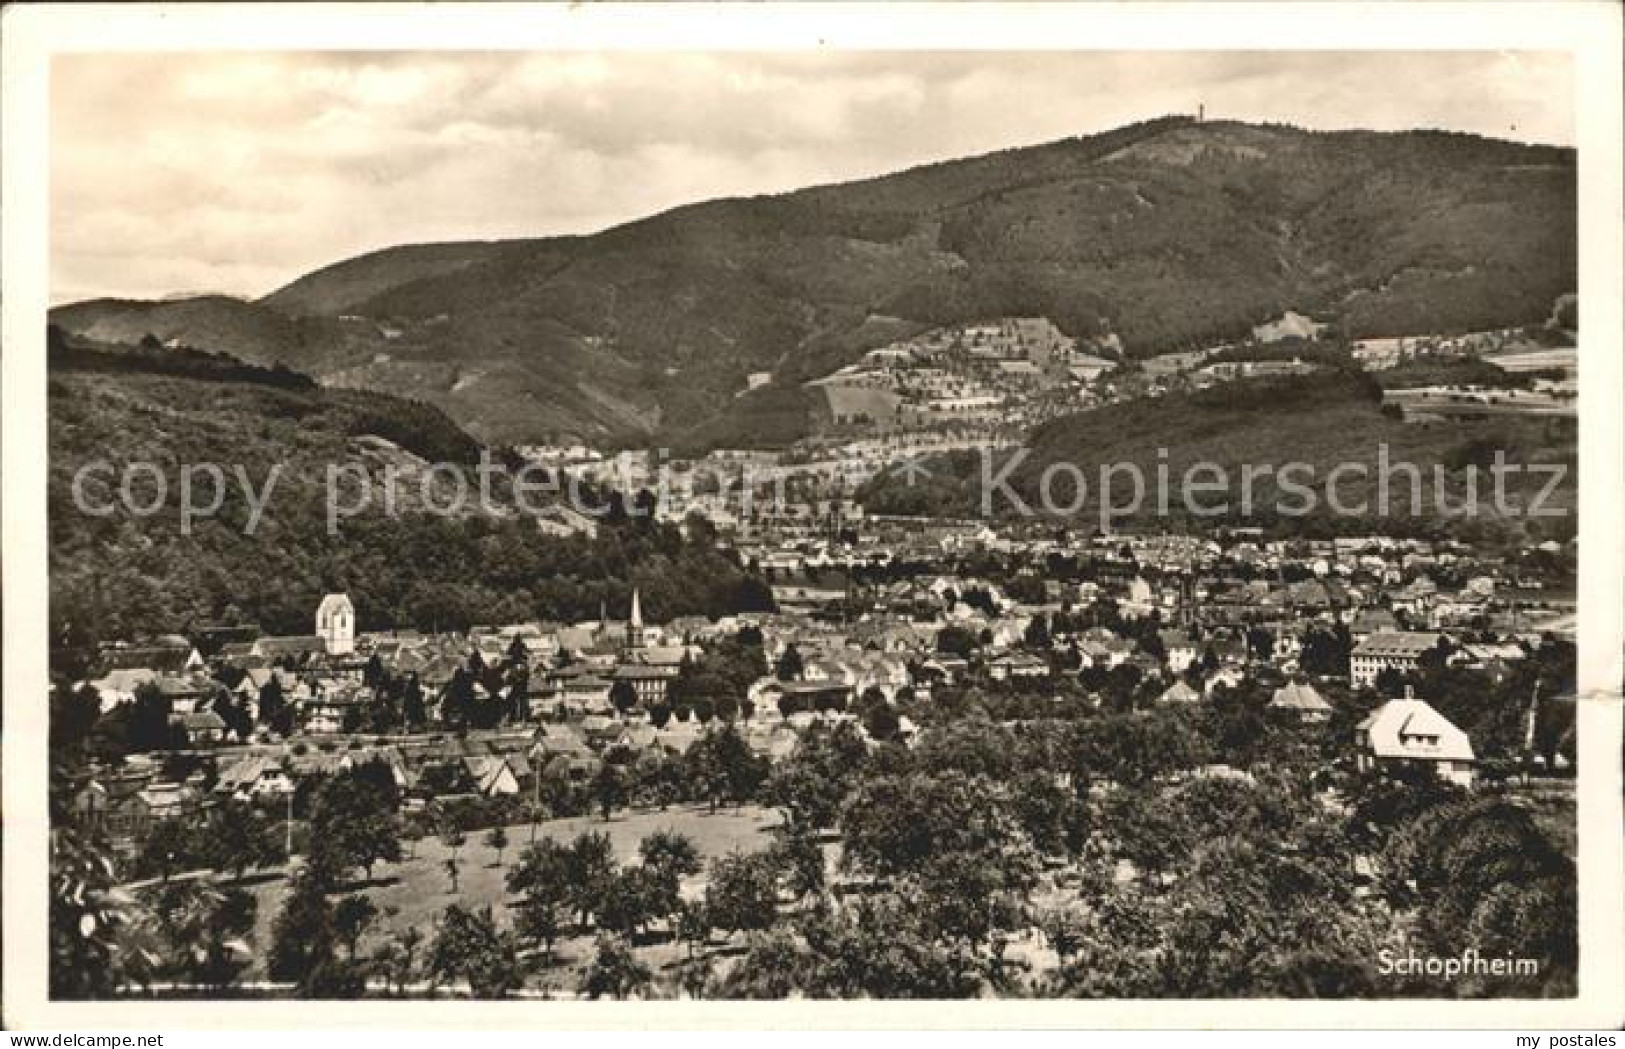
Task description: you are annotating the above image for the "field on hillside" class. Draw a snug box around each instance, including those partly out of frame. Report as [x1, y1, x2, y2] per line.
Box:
[1485, 347, 1578, 374]
[815, 383, 904, 428]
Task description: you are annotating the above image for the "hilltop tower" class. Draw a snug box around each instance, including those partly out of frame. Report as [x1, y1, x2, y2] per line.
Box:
[315, 593, 355, 656]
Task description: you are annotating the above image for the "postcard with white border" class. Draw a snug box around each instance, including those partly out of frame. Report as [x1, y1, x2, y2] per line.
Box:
[4, 0, 1622, 1031]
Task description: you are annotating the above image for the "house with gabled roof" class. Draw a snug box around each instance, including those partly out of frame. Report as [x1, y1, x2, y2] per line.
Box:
[463, 755, 524, 796]
[87, 668, 158, 712]
[1159, 679, 1201, 705]
[988, 652, 1048, 681]
[1349, 608, 1399, 639]
[1354, 689, 1475, 787]
[216, 754, 296, 799]
[531, 723, 595, 762]
[191, 624, 261, 659]
[100, 642, 204, 674]
[73, 773, 157, 840]
[1269, 680, 1333, 723]
[252, 635, 330, 662]
[154, 672, 217, 711]
[168, 710, 229, 746]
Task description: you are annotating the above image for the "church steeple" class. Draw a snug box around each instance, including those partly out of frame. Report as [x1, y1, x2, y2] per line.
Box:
[627, 588, 644, 649]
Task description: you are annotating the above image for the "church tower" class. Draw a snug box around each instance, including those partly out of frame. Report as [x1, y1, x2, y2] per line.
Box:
[626, 588, 645, 650]
[315, 593, 355, 656]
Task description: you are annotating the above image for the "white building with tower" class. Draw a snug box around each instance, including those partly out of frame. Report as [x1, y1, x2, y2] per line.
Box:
[316, 593, 356, 655]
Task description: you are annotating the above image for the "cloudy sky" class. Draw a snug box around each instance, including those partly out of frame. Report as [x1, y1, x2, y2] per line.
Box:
[51, 50, 1572, 303]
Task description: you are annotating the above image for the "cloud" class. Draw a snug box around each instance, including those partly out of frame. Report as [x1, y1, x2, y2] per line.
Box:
[49, 51, 1573, 302]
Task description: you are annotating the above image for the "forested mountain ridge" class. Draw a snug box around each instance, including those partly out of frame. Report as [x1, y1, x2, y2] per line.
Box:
[50, 117, 1576, 449]
[47, 331, 774, 642]
[859, 367, 1578, 543]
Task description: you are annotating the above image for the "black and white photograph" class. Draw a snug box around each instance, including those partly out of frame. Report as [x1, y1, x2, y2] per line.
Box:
[5, 0, 1622, 1031]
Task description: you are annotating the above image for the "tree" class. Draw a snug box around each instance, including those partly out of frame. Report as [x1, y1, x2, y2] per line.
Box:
[1098, 786, 1190, 886]
[775, 643, 805, 682]
[438, 813, 468, 859]
[50, 674, 153, 997]
[1037, 906, 1087, 964]
[438, 815, 468, 895]
[400, 810, 431, 860]
[636, 830, 701, 924]
[686, 723, 767, 810]
[909, 850, 1031, 967]
[269, 863, 362, 997]
[1344, 766, 1462, 853]
[484, 826, 509, 868]
[507, 839, 572, 962]
[591, 761, 627, 821]
[710, 927, 810, 998]
[596, 867, 663, 938]
[441, 667, 477, 728]
[705, 851, 780, 935]
[401, 673, 427, 729]
[332, 894, 377, 961]
[1023, 614, 1052, 650]
[935, 625, 979, 658]
[363, 653, 386, 689]
[736, 898, 979, 999]
[1067, 709, 1206, 787]
[1373, 666, 1406, 697]
[763, 721, 869, 829]
[428, 904, 522, 998]
[1008, 769, 1083, 857]
[372, 925, 423, 996]
[771, 824, 826, 900]
[581, 934, 652, 1000]
[675, 901, 712, 961]
[1299, 625, 1351, 678]
[639, 830, 701, 884]
[198, 799, 281, 882]
[308, 763, 401, 883]
[50, 814, 151, 997]
[137, 818, 199, 884]
[609, 677, 639, 715]
[1381, 796, 1576, 992]
[566, 831, 617, 928]
[444, 856, 462, 895]
[840, 772, 1037, 890]
[1147, 835, 1382, 997]
[631, 749, 684, 810]
[148, 879, 259, 991]
[258, 674, 292, 736]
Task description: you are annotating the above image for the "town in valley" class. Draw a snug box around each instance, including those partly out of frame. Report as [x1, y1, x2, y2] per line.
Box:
[51, 312, 1580, 1001]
